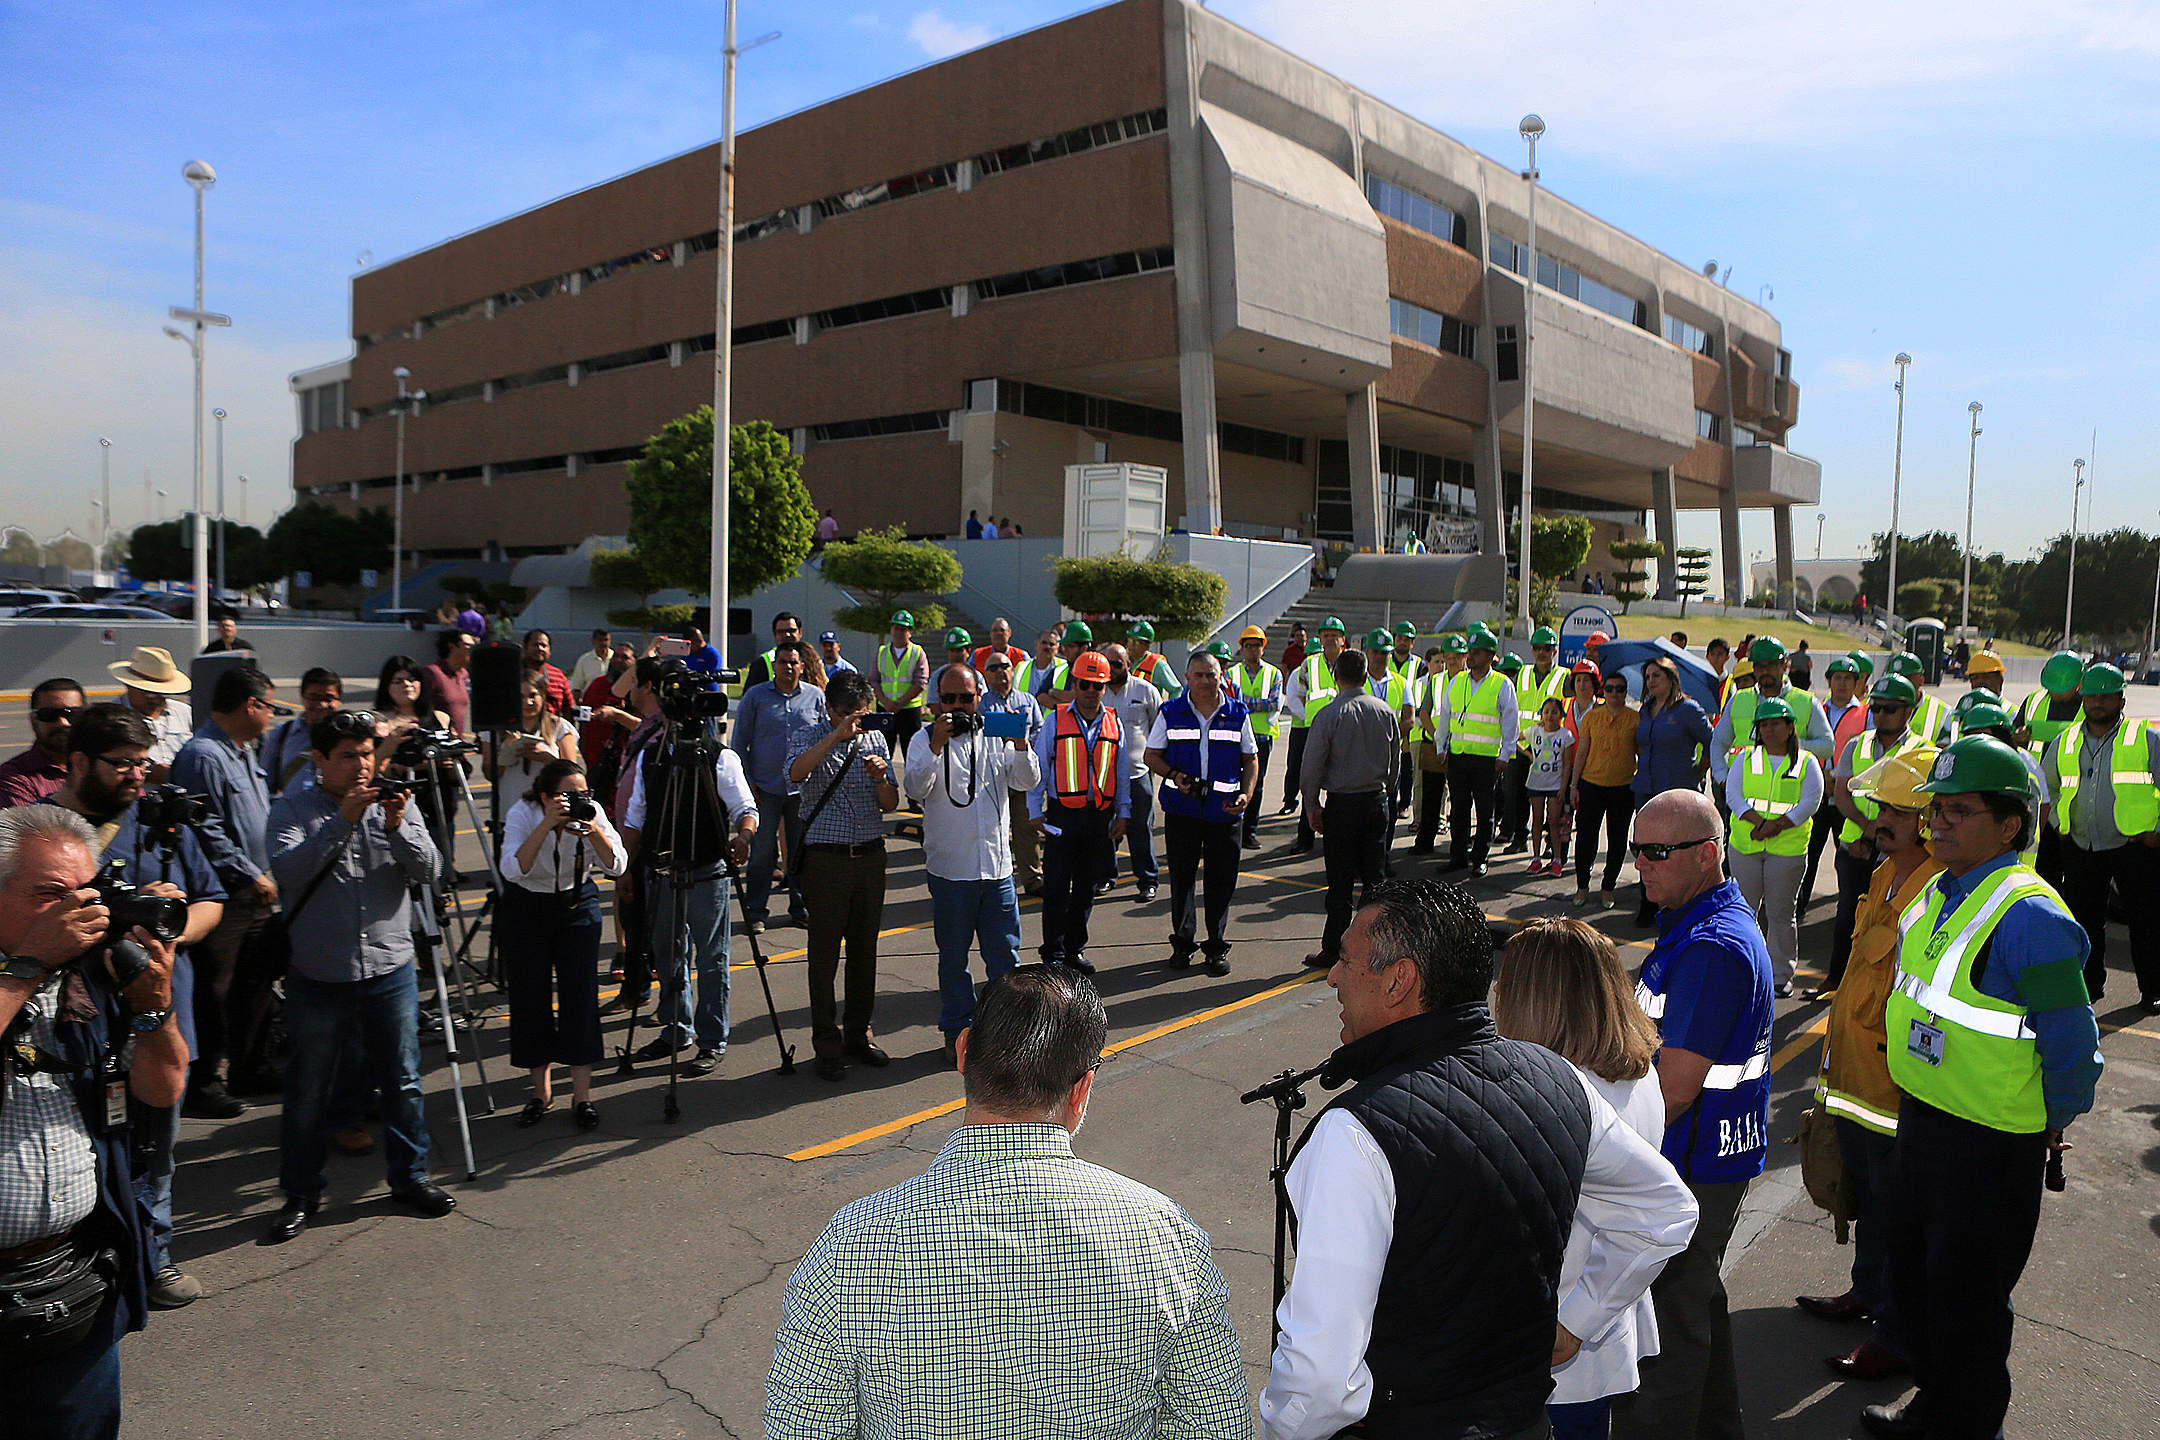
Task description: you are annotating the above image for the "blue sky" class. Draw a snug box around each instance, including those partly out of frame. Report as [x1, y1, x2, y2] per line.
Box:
[4, 0, 2154, 594]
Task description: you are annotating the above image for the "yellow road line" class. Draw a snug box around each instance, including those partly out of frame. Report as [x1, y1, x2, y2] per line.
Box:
[787, 972, 1325, 1161]
[2100, 1019, 2160, 1042]
[1770, 1013, 1829, 1074]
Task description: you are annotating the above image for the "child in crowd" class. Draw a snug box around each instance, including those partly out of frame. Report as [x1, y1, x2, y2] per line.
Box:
[1526, 696, 1573, 877]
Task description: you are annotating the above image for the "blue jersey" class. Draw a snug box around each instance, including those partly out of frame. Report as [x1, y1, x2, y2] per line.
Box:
[1637, 878, 1774, 1184]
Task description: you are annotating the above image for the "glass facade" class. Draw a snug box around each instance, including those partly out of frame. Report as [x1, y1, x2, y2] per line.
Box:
[1663, 314, 1713, 357]
[1388, 297, 1475, 359]
[1489, 236, 1649, 330]
[1315, 440, 1476, 545]
[1364, 175, 1468, 249]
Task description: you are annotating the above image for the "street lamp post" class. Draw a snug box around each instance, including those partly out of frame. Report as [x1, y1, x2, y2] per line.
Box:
[1816, 511, 1825, 561]
[97, 438, 111, 577]
[1885, 352, 1911, 630]
[1961, 402, 1981, 641]
[393, 367, 411, 611]
[1515, 113, 1544, 639]
[180, 160, 217, 653]
[213, 406, 227, 598]
[2064, 458, 2086, 647]
[237, 474, 247, 527]
[2146, 509, 2160, 679]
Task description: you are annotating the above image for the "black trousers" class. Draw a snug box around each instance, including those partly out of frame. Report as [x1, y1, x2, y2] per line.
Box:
[1885, 1097, 2047, 1440]
[1573, 782, 1635, 892]
[1039, 806, 1115, 964]
[1414, 757, 1448, 848]
[1281, 727, 1309, 809]
[1244, 735, 1274, 842]
[2059, 836, 2160, 1001]
[1499, 751, 1531, 844]
[1446, 752, 1500, 867]
[798, 843, 887, 1057]
[1798, 803, 1840, 920]
[1164, 811, 1239, 959]
[2033, 824, 2064, 892]
[1610, 1178, 1748, 1440]
[1320, 792, 1391, 958]
[1826, 843, 1876, 989]
[617, 867, 653, 1002]
[501, 883, 604, 1069]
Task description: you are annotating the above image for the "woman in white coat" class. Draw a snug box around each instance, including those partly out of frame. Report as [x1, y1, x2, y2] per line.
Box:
[1493, 918, 1686, 1440]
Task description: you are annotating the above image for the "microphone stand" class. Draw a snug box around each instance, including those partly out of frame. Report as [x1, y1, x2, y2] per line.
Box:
[1241, 1061, 1331, 1310]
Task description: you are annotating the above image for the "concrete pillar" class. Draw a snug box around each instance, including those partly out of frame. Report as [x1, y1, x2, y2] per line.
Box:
[1652, 468, 1679, 600]
[1474, 410, 1506, 558]
[1718, 476, 1744, 607]
[1772, 505, 1795, 611]
[1348, 385, 1384, 553]
[1162, 0, 1222, 535]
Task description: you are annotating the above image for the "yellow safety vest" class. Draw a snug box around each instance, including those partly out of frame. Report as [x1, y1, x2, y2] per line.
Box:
[1838, 728, 1925, 844]
[1232, 661, 1283, 738]
[877, 643, 925, 709]
[1444, 670, 1508, 756]
[1724, 684, 1820, 763]
[1298, 653, 1339, 726]
[2052, 719, 2159, 836]
[1730, 747, 1816, 857]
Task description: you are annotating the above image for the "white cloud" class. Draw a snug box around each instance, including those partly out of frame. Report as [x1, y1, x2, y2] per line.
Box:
[906, 10, 993, 59]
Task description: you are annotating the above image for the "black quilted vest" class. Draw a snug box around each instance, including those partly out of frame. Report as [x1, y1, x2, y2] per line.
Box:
[1299, 1004, 1592, 1440]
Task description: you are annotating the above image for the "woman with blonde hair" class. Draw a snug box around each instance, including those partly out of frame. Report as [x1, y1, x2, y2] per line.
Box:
[1494, 918, 1686, 1440]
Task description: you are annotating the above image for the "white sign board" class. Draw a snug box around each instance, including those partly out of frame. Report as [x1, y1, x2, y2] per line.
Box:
[1559, 604, 1617, 665]
[1062, 463, 1168, 560]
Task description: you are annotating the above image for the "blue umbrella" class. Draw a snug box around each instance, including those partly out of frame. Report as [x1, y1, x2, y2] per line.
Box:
[1591, 638, 1720, 713]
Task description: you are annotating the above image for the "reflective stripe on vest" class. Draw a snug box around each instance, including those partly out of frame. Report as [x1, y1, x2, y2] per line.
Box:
[1051, 704, 1121, 809]
[2018, 690, 2077, 758]
[1299, 654, 1338, 725]
[877, 643, 924, 706]
[1633, 980, 1666, 1019]
[1233, 661, 1282, 737]
[2053, 718, 2158, 836]
[1838, 729, 1922, 844]
[1159, 696, 1250, 824]
[1818, 1084, 1900, 1134]
[1724, 684, 1818, 762]
[1702, 1052, 1769, 1090]
[1732, 747, 1812, 856]
[1445, 670, 1507, 755]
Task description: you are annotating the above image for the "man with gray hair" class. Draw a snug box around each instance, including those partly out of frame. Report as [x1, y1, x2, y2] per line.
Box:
[767, 965, 1251, 1437]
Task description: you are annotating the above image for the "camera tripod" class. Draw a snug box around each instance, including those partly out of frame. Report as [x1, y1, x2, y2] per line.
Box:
[1241, 1061, 1331, 1309]
[616, 719, 795, 1123]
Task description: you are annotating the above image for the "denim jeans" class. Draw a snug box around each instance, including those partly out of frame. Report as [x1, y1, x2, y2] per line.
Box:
[743, 788, 802, 922]
[1122, 776, 1158, 885]
[927, 874, 1021, 1036]
[279, 965, 432, 1203]
[130, 1098, 181, 1270]
[648, 867, 731, 1050]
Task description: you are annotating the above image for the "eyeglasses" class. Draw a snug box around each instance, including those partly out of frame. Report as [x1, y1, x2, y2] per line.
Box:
[1868, 702, 1909, 714]
[321, 710, 380, 740]
[96, 754, 151, 773]
[32, 707, 78, 724]
[1074, 680, 1106, 691]
[1629, 836, 1717, 862]
[984, 660, 1011, 671]
[938, 692, 978, 705]
[1925, 799, 1989, 825]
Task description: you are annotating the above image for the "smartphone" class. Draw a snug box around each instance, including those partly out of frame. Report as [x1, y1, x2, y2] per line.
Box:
[653, 636, 693, 658]
[857, 711, 898, 735]
[980, 711, 1027, 739]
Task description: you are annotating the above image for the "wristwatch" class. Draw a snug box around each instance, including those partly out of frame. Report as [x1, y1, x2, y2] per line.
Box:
[1, 956, 52, 984]
[128, 1008, 171, 1034]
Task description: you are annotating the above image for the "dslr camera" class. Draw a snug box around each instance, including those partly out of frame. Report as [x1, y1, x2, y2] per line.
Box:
[134, 784, 208, 838]
[944, 709, 978, 735]
[563, 792, 598, 823]
[90, 863, 188, 988]
[392, 727, 478, 768]
[373, 775, 416, 799]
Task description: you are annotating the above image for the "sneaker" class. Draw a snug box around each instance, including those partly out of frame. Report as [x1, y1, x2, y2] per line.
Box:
[184, 1084, 247, 1120]
[1525, 856, 1545, 872]
[631, 1036, 683, 1063]
[1547, 860, 1565, 877]
[683, 1048, 723, 1077]
[1137, 885, 1158, 902]
[149, 1264, 203, 1309]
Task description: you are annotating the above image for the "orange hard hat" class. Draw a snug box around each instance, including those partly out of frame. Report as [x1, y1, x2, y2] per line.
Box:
[1070, 651, 1111, 683]
[1570, 659, 1601, 677]
[1586, 630, 1609, 648]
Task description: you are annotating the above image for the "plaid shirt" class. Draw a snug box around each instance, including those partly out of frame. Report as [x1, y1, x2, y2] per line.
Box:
[788, 726, 892, 846]
[767, 1123, 1251, 1439]
[0, 974, 100, 1250]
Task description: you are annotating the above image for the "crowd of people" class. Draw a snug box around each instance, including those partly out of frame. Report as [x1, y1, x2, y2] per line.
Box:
[0, 609, 2127, 1439]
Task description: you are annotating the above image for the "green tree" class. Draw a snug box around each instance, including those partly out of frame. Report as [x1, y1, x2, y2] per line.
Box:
[259, 502, 392, 586]
[2015, 527, 2160, 644]
[1048, 555, 1227, 642]
[1674, 547, 1712, 619]
[1530, 514, 1595, 581]
[1, 528, 42, 566]
[44, 536, 93, 572]
[1609, 538, 1665, 614]
[124, 519, 190, 583]
[625, 411, 817, 597]
[1896, 580, 1945, 618]
[821, 526, 961, 636]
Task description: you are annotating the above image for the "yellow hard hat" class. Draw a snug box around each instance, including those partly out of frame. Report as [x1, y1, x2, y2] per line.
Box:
[1239, 625, 1267, 642]
[1851, 746, 1937, 812]
[1965, 649, 2004, 676]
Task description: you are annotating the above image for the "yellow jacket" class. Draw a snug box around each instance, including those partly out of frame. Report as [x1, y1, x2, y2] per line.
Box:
[1820, 849, 1943, 1134]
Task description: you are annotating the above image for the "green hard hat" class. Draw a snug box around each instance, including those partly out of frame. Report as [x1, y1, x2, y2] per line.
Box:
[1748, 636, 1788, 664]
[1530, 625, 1559, 647]
[1125, 619, 1155, 641]
[1465, 623, 1500, 652]
[1365, 628, 1393, 651]
[1751, 696, 1795, 726]
[1826, 657, 1859, 677]
[1061, 620, 1093, 644]
[945, 627, 972, 649]
[889, 610, 915, 628]
[1868, 674, 1918, 707]
[1393, 621, 1418, 637]
[1888, 651, 1924, 678]
[1952, 690, 1990, 715]
[1915, 734, 2036, 800]
[1846, 650, 1875, 678]
[1203, 640, 1234, 661]
[2082, 662, 2126, 696]
[1440, 634, 1468, 655]
[2041, 652, 2086, 694]
[1962, 701, 2014, 733]
[1318, 616, 1348, 634]
[1496, 654, 1524, 673]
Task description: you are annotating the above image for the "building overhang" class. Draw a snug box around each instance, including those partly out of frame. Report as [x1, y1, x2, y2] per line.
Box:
[1733, 444, 1821, 507]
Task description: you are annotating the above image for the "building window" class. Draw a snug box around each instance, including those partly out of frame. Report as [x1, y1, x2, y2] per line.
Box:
[1364, 175, 1468, 249]
[583, 343, 673, 378]
[299, 381, 348, 434]
[494, 363, 572, 396]
[730, 318, 794, 347]
[582, 445, 646, 468]
[993, 379, 1305, 462]
[1696, 409, 1721, 441]
[975, 108, 1168, 177]
[1663, 314, 1714, 357]
[808, 410, 950, 442]
[1493, 324, 1520, 383]
[1314, 440, 1475, 545]
[812, 286, 951, 333]
[1489, 235, 1648, 330]
[975, 246, 1173, 300]
[1220, 423, 1305, 466]
[813, 163, 958, 221]
[1388, 297, 1475, 359]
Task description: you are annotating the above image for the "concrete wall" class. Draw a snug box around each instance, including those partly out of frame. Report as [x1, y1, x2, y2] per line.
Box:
[0, 621, 452, 696]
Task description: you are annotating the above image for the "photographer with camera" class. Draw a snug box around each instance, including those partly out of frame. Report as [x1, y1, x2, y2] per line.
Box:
[788, 671, 901, 1080]
[732, 638, 824, 936]
[0, 805, 186, 1438]
[261, 710, 454, 1244]
[501, 759, 625, 1129]
[261, 668, 343, 796]
[905, 663, 1039, 1068]
[171, 667, 287, 1115]
[42, 704, 227, 1311]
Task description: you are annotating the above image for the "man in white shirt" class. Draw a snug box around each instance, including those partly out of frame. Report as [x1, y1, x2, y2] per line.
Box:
[1262, 878, 1697, 1440]
[1099, 644, 1163, 901]
[906, 664, 1041, 1068]
[568, 628, 613, 693]
[978, 652, 1045, 894]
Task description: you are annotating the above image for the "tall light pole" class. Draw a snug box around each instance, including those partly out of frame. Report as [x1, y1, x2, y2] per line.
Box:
[237, 473, 248, 527]
[2146, 509, 2159, 679]
[392, 368, 416, 611]
[709, 6, 782, 647]
[97, 438, 112, 577]
[1961, 402, 1981, 641]
[1885, 352, 1911, 628]
[1815, 511, 1825, 561]
[1515, 113, 1544, 638]
[2064, 457, 2086, 646]
[212, 406, 227, 598]
[174, 159, 223, 653]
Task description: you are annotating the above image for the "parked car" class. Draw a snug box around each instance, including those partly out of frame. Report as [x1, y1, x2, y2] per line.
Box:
[0, 589, 79, 616]
[11, 603, 178, 621]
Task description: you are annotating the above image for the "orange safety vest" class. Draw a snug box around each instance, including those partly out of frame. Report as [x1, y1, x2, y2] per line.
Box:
[1052, 703, 1122, 809]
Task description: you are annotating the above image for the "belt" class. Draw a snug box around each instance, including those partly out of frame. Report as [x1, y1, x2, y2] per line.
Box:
[0, 1221, 82, 1264]
[806, 839, 885, 856]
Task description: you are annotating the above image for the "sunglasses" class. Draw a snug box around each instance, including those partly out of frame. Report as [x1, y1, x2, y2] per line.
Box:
[33, 707, 79, 724]
[985, 661, 1011, 671]
[1074, 680, 1106, 691]
[321, 709, 380, 739]
[1629, 836, 1716, 862]
[938, 692, 977, 705]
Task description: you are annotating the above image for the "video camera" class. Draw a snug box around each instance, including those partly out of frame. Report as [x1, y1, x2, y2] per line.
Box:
[652, 657, 737, 725]
[90, 862, 187, 988]
[391, 726, 479, 768]
[134, 784, 207, 835]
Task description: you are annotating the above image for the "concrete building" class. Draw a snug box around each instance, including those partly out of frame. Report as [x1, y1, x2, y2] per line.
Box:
[289, 0, 1818, 605]
[1751, 557, 1864, 611]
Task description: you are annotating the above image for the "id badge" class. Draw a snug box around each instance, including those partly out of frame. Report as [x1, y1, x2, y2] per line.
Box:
[104, 1077, 128, 1131]
[1906, 1018, 1946, 1068]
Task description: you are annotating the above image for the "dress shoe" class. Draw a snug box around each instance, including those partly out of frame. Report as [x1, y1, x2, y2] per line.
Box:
[1166, 950, 1194, 969]
[1283, 840, 1313, 856]
[1406, 843, 1435, 856]
[1137, 885, 1158, 902]
[845, 1040, 891, 1067]
[2144, 994, 2160, 1014]
[1795, 1291, 1872, 1323]
[1094, 879, 1117, 898]
[1803, 985, 1836, 1002]
[1827, 1342, 1910, 1381]
[389, 1181, 458, 1217]
[183, 1083, 247, 1120]
[598, 994, 637, 1017]
[574, 1101, 600, 1131]
[1064, 954, 1097, 975]
[1470, 863, 1487, 879]
[1439, 859, 1468, 873]
[263, 1199, 317, 1244]
[1775, 980, 1796, 998]
[1275, 800, 1298, 816]
[1240, 834, 1261, 850]
[743, 918, 766, 936]
[1858, 1397, 1930, 1438]
[1203, 955, 1230, 977]
[149, 1264, 203, 1309]
[1304, 951, 1337, 969]
[516, 1096, 552, 1128]
[329, 1125, 376, 1156]
[684, 1047, 724, 1077]
[631, 1036, 683, 1063]
[816, 1055, 848, 1081]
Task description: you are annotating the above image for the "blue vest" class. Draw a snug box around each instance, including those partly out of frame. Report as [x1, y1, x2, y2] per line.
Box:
[1157, 694, 1250, 825]
[1635, 878, 1775, 1184]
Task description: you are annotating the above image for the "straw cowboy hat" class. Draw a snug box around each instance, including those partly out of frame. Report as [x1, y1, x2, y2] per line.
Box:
[107, 646, 192, 695]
